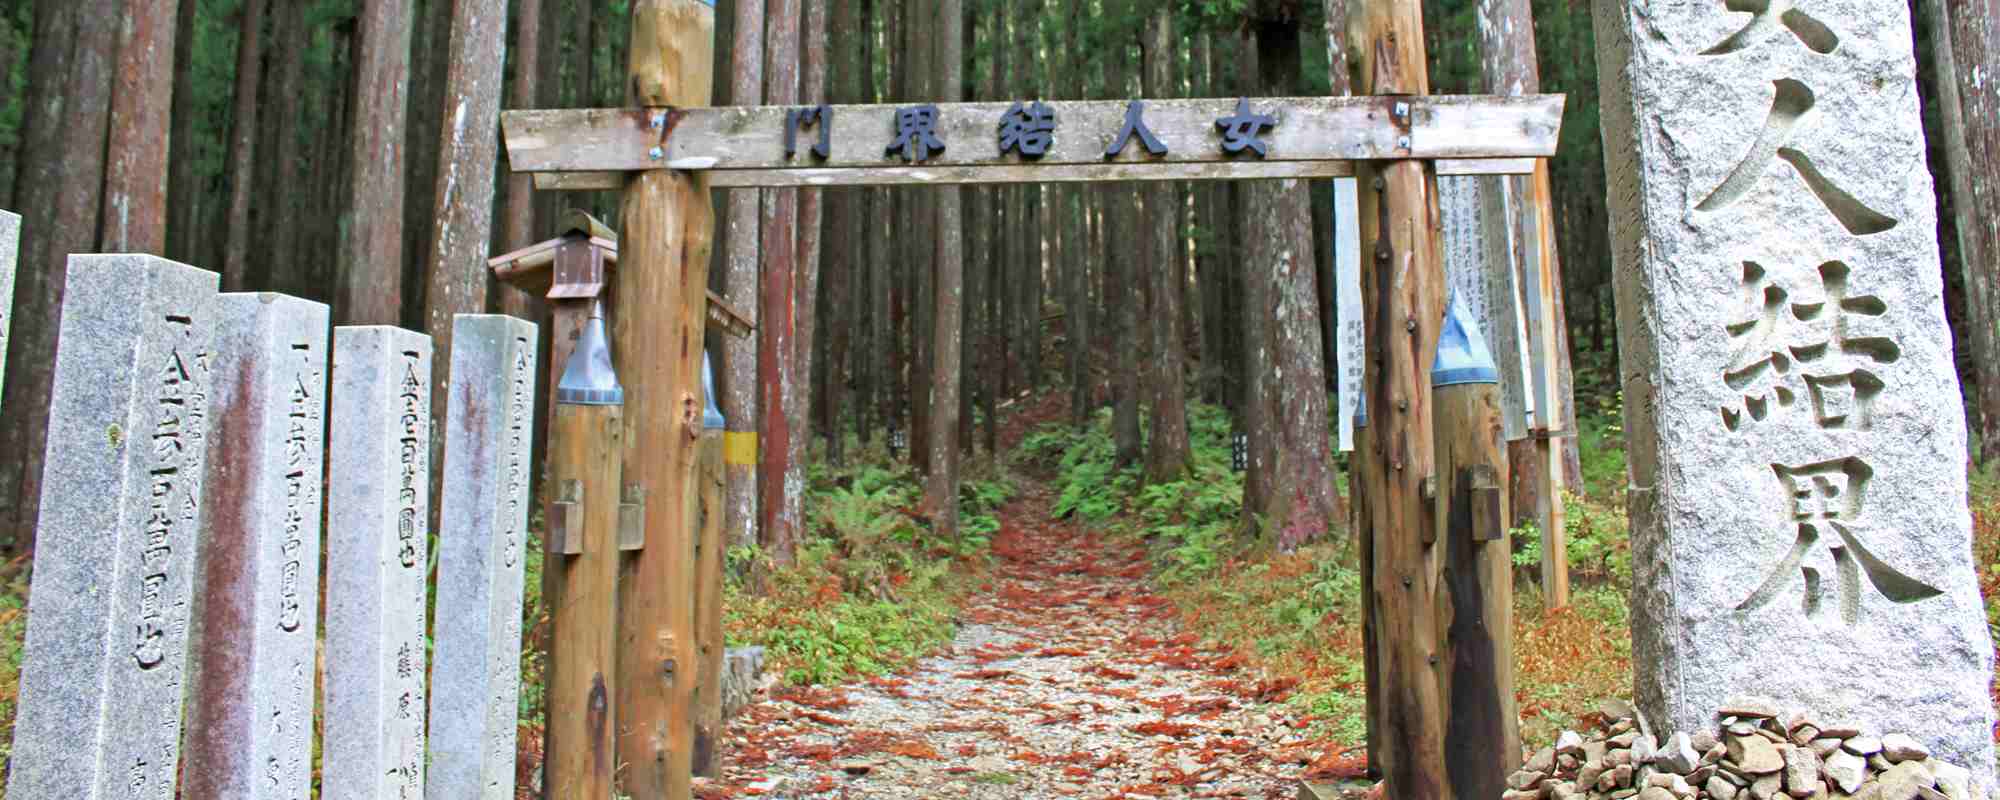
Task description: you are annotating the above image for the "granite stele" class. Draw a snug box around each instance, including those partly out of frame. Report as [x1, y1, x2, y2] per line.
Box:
[1595, 0, 1996, 783]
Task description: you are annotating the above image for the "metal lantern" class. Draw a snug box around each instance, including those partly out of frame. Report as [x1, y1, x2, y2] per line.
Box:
[1231, 431, 1248, 472]
[555, 300, 624, 406]
[888, 425, 906, 458]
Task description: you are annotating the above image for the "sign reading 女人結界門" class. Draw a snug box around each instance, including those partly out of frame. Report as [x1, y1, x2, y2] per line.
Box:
[501, 94, 1565, 188]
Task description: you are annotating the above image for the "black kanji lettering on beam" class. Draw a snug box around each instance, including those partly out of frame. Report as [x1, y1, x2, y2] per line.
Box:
[1105, 100, 1167, 158]
[1215, 98, 1277, 158]
[785, 105, 833, 159]
[998, 101, 1056, 159]
[886, 104, 946, 163]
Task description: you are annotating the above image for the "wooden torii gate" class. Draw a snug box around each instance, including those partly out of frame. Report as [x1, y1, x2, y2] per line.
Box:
[498, 1, 1564, 798]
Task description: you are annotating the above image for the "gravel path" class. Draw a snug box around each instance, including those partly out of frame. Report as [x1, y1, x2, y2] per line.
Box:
[701, 484, 1366, 799]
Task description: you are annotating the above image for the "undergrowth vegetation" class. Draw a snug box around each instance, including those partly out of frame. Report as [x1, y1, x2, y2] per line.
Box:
[722, 447, 1016, 686]
[1017, 401, 1642, 747]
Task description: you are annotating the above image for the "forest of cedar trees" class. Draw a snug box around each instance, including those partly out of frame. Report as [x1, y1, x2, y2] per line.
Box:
[0, 0, 1995, 562]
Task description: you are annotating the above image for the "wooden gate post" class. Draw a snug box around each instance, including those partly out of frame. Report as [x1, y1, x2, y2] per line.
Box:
[615, 1, 715, 798]
[1353, 0, 1451, 795]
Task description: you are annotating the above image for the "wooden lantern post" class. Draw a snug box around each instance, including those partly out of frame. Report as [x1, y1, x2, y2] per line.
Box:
[1432, 301, 1519, 798]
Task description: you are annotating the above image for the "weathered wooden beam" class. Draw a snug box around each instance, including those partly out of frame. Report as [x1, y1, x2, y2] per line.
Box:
[612, 1, 714, 798]
[531, 157, 1536, 190]
[501, 95, 1564, 173]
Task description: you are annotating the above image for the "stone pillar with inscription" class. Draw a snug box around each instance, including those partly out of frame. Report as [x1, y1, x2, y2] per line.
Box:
[1595, 0, 1996, 780]
[183, 292, 331, 799]
[7, 255, 218, 799]
[427, 314, 538, 800]
[0, 209, 17, 396]
[324, 326, 434, 800]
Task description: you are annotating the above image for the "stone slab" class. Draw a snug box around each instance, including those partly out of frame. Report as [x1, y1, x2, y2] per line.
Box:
[324, 326, 435, 800]
[7, 255, 218, 799]
[1440, 175, 1532, 440]
[182, 293, 330, 799]
[1594, 0, 1995, 783]
[427, 314, 538, 800]
[0, 209, 18, 396]
[721, 645, 767, 721]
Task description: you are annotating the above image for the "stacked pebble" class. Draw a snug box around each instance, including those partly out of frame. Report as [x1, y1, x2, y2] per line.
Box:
[1508, 703, 1994, 800]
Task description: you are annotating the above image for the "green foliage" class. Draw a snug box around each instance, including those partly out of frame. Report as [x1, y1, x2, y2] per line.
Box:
[740, 541, 962, 686]
[1023, 403, 1312, 585]
[724, 452, 1012, 686]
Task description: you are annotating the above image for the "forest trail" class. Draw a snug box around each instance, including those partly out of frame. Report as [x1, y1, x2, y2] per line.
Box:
[706, 477, 1362, 799]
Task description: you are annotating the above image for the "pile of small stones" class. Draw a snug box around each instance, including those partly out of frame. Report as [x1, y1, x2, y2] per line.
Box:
[1508, 702, 1994, 800]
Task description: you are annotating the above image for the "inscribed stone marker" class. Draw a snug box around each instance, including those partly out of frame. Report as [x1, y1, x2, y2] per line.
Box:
[427, 314, 538, 800]
[0, 210, 17, 395]
[183, 293, 330, 799]
[7, 255, 217, 799]
[324, 326, 433, 800]
[1595, 0, 1996, 781]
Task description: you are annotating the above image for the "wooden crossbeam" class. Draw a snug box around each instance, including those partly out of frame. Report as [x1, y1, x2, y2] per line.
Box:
[528, 156, 1540, 190]
[502, 95, 1563, 178]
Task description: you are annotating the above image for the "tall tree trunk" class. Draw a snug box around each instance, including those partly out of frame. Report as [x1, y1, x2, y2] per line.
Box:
[403, 0, 452, 326]
[101, 0, 177, 255]
[1244, 12, 1338, 547]
[221, 0, 266, 290]
[788, 0, 828, 515]
[1924, 0, 2000, 466]
[341, 0, 413, 326]
[1064, 0, 1091, 425]
[1236, 30, 1276, 523]
[925, 0, 964, 535]
[822, 0, 859, 466]
[904, 0, 933, 475]
[0, 0, 117, 549]
[759, 0, 804, 565]
[722, 0, 764, 555]
[264, 1, 306, 294]
[1477, 0, 1584, 520]
[423, 0, 509, 490]
[970, 4, 995, 455]
[501, 0, 543, 259]
[165, 0, 199, 262]
[1142, 9, 1191, 483]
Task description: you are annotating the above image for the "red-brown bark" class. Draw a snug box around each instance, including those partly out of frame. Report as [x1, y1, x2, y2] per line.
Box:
[0, 0, 118, 549]
[340, 0, 412, 326]
[422, 0, 509, 488]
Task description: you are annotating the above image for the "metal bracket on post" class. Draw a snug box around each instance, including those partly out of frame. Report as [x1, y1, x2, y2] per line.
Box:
[619, 482, 647, 551]
[548, 479, 586, 555]
[1466, 464, 1504, 542]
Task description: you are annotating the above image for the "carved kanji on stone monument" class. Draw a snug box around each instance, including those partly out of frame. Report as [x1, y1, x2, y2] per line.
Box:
[1735, 457, 1941, 625]
[1720, 261, 1899, 432]
[1597, 0, 1995, 775]
[1693, 5, 1895, 236]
